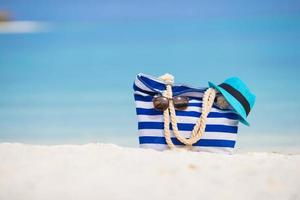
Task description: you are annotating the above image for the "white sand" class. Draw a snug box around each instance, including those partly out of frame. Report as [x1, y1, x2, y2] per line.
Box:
[0, 143, 299, 200]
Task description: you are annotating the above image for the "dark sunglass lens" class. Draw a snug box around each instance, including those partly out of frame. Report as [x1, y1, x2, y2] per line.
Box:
[153, 96, 169, 111]
[173, 96, 189, 110]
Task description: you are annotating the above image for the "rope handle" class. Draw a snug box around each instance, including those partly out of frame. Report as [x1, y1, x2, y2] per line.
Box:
[159, 74, 217, 149]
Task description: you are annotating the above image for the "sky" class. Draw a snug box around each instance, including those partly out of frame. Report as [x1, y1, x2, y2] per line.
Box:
[1, 0, 300, 21]
[0, 0, 299, 148]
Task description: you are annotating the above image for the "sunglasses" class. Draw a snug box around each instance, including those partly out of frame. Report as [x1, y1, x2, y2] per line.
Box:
[152, 95, 189, 111]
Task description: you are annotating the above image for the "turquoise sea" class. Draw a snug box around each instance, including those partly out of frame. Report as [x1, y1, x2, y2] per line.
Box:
[1, 15, 300, 152]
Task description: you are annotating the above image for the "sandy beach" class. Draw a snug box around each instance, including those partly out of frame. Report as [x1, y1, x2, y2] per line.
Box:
[0, 143, 299, 200]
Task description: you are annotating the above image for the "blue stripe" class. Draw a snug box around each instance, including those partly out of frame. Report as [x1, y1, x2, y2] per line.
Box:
[133, 84, 158, 96]
[139, 136, 236, 148]
[136, 108, 239, 120]
[134, 95, 153, 102]
[136, 108, 162, 115]
[138, 75, 166, 91]
[172, 85, 195, 92]
[138, 122, 238, 133]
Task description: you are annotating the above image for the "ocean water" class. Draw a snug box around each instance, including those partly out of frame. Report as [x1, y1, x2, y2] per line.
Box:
[0, 17, 300, 152]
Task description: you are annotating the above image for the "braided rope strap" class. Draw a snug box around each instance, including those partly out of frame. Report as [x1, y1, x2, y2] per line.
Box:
[159, 74, 217, 149]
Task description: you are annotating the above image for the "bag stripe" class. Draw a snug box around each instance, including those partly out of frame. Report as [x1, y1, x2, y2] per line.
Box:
[137, 74, 166, 91]
[138, 130, 237, 140]
[138, 122, 238, 133]
[134, 78, 156, 92]
[134, 94, 204, 102]
[139, 144, 234, 153]
[134, 94, 153, 102]
[136, 108, 239, 120]
[139, 136, 236, 148]
[133, 84, 158, 96]
[137, 115, 239, 126]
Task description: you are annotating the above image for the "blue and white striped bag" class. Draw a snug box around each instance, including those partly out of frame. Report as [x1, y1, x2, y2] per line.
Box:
[133, 73, 240, 154]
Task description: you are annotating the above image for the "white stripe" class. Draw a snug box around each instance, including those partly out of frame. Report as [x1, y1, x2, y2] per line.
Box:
[134, 78, 155, 93]
[137, 115, 239, 126]
[138, 129, 237, 141]
[139, 144, 233, 154]
[189, 99, 203, 103]
[137, 73, 165, 84]
[134, 91, 149, 96]
[135, 100, 235, 114]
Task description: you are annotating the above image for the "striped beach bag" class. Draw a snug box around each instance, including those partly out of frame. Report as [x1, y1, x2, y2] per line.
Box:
[133, 73, 242, 154]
